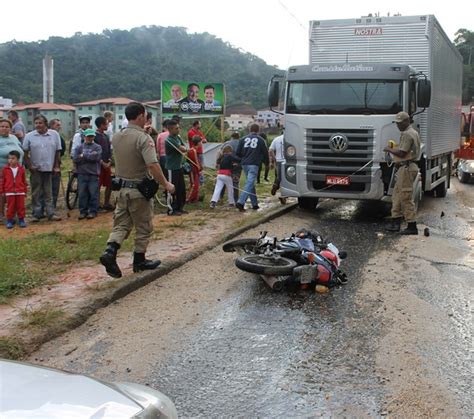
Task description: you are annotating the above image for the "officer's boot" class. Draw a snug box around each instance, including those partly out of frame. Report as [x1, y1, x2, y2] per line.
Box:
[133, 252, 161, 273]
[385, 217, 401, 232]
[100, 242, 122, 278]
[400, 222, 419, 235]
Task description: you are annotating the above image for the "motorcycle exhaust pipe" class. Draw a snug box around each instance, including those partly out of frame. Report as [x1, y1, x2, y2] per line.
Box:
[260, 275, 285, 291]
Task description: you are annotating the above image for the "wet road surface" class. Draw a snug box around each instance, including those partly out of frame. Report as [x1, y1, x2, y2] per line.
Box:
[30, 180, 473, 417]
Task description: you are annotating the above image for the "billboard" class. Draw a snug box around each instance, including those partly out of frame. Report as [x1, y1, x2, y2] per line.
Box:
[161, 80, 225, 116]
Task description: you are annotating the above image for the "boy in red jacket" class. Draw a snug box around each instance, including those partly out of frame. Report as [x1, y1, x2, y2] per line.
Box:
[2, 150, 27, 228]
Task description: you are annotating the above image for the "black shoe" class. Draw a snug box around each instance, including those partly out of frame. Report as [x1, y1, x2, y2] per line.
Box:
[385, 218, 401, 232]
[271, 184, 278, 196]
[252, 205, 260, 210]
[400, 222, 418, 235]
[236, 203, 245, 212]
[133, 252, 161, 273]
[133, 259, 161, 273]
[100, 243, 122, 278]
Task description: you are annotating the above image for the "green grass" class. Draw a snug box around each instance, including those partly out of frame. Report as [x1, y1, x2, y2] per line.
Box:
[0, 336, 25, 360]
[0, 228, 131, 303]
[20, 305, 65, 329]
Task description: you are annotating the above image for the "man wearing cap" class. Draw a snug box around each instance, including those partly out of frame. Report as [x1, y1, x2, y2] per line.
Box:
[71, 116, 91, 157]
[100, 102, 175, 278]
[383, 111, 421, 235]
[72, 128, 102, 219]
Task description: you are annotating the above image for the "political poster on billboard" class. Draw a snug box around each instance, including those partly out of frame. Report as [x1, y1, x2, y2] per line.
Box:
[161, 80, 225, 116]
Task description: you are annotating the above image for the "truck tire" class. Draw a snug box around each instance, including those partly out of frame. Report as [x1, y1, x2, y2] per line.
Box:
[235, 255, 297, 276]
[298, 197, 319, 210]
[222, 239, 257, 253]
[434, 179, 448, 198]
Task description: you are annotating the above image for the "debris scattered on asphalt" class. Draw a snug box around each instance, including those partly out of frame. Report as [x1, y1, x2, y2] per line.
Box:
[424, 227, 430, 237]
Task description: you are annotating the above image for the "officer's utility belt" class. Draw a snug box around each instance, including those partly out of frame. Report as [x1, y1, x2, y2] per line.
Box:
[111, 178, 140, 190]
[111, 177, 158, 200]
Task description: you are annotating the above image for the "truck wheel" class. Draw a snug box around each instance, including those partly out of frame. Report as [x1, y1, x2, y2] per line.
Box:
[298, 197, 319, 210]
[235, 255, 297, 276]
[457, 170, 470, 183]
[434, 179, 447, 198]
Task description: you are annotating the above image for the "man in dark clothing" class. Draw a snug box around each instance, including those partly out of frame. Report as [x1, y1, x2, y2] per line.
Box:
[235, 124, 269, 211]
[165, 119, 187, 215]
[73, 129, 102, 219]
[95, 116, 114, 211]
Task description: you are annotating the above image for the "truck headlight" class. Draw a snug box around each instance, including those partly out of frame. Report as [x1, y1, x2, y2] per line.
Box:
[286, 165, 296, 178]
[286, 145, 296, 158]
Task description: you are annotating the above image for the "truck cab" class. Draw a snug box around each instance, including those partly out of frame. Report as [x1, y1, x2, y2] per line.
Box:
[269, 63, 430, 209]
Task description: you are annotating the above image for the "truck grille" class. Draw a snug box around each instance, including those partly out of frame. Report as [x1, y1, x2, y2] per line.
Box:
[305, 128, 374, 192]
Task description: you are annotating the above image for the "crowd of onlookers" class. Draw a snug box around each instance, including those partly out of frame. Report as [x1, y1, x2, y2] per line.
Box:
[0, 109, 285, 229]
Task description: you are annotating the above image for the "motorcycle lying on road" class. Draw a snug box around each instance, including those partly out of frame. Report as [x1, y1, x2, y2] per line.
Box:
[223, 229, 348, 292]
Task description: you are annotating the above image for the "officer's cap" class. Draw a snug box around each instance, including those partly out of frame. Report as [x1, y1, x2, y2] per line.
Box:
[393, 112, 410, 123]
[79, 115, 92, 122]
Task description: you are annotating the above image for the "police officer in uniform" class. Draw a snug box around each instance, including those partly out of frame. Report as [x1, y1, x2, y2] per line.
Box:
[384, 112, 421, 235]
[100, 102, 175, 278]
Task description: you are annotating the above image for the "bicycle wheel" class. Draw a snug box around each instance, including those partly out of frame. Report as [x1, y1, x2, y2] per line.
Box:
[235, 254, 297, 275]
[222, 239, 258, 254]
[66, 173, 79, 210]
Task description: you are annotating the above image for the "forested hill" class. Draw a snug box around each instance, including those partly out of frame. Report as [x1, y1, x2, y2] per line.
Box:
[0, 26, 283, 108]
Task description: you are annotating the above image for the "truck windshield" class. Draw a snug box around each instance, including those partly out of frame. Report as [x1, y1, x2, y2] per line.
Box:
[286, 80, 403, 115]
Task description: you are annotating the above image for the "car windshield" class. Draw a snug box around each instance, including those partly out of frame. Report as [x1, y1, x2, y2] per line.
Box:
[286, 80, 403, 115]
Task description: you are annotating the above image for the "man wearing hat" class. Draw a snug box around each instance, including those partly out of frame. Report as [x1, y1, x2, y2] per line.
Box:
[70, 115, 91, 157]
[383, 111, 421, 235]
[100, 102, 175, 278]
[72, 128, 102, 219]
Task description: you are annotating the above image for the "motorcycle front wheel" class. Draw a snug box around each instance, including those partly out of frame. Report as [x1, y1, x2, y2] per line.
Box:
[235, 254, 297, 275]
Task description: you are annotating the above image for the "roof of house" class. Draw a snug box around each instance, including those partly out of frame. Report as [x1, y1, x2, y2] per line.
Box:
[12, 103, 76, 111]
[74, 97, 136, 106]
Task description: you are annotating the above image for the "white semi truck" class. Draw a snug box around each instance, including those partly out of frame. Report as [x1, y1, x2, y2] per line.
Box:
[268, 15, 463, 210]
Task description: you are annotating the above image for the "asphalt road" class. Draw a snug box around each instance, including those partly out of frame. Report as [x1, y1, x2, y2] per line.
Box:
[30, 179, 473, 418]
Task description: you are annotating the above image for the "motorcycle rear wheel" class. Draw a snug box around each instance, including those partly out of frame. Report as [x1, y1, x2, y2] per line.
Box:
[222, 239, 258, 254]
[235, 254, 297, 275]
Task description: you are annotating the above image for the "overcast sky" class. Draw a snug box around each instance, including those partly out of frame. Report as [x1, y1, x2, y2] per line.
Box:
[1, 0, 471, 69]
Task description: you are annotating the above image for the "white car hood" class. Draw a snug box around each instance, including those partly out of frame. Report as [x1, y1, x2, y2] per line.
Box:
[0, 360, 142, 418]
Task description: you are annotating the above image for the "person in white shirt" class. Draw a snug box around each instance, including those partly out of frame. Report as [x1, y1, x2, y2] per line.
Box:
[269, 133, 286, 202]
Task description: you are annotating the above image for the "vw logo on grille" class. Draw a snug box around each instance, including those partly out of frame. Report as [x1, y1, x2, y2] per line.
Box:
[328, 133, 349, 153]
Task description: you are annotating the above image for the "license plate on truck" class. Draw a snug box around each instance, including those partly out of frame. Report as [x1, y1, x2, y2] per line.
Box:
[326, 176, 350, 185]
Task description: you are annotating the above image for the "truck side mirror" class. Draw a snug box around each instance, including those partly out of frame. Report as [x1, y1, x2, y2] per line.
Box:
[417, 79, 431, 108]
[267, 80, 280, 108]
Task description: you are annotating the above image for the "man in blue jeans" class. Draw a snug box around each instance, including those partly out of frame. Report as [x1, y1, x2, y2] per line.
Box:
[236, 124, 269, 211]
[72, 128, 102, 219]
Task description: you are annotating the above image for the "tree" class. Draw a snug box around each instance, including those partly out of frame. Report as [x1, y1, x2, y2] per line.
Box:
[454, 29, 474, 104]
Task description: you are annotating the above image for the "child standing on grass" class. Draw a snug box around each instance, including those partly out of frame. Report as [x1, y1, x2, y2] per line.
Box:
[187, 136, 202, 203]
[210, 145, 240, 209]
[2, 150, 27, 229]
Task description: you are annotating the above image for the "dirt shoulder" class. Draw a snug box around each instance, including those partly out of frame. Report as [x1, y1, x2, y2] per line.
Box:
[0, 197, 296, 358]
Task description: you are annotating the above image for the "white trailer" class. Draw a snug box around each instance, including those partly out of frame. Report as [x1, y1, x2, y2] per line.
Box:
[268, 15, 463, 210]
